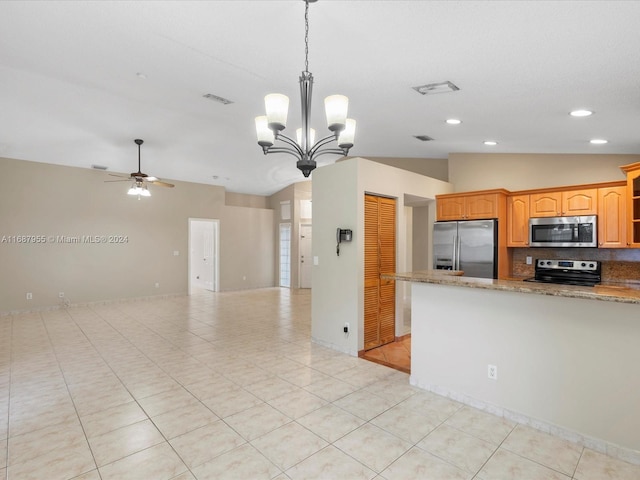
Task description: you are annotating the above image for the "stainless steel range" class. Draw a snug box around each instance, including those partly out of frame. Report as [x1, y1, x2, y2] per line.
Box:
[525, 259, 601, 287]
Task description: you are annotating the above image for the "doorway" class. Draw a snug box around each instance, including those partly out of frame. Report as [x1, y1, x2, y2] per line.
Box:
[299, 224, 312, 288]
[188, 218, 219, 294]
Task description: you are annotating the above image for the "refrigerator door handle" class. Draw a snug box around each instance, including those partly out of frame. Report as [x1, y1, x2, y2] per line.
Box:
[454, 234, 459, 270]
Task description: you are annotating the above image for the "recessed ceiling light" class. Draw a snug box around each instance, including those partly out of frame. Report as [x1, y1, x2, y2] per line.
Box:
[570, 109, 593, 117]
[446, 119, 461, 125]
[136, 72, 147, 80]
[484, 140, 498, 146]
[590, 139, 608, 144]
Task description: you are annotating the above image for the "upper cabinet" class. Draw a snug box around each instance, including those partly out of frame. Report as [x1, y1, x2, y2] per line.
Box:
[620, 162, 640, 248]
[529, 188, 597, 217]
[507, 195, 530, 247]
[436, 190, 508, 221]
[598, 186, 627, 248]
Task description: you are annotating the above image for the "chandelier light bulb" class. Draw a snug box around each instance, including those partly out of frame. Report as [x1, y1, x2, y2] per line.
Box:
[296, 127, 316, 147]
[324, 95, 349, 132]
[265, 94, 289, 131]
[255, 116, 275, 147]
[338, 119, 356, 149]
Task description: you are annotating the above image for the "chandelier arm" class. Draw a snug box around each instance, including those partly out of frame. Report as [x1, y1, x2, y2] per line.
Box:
[265, 147, 305, 159]
[310, 148, 349, 161]
[309, 133, 339, 156]
[275, 132, 304, 156]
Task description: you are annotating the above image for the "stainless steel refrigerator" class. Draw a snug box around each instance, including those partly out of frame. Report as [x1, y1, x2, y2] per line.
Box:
[433, 219, 498, 279]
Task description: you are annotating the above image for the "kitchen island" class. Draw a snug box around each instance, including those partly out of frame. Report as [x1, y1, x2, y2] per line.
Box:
[387, 271, 640, 463]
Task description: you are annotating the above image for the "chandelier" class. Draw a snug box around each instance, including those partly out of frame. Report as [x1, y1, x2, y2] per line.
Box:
[255, 0, 356, 178]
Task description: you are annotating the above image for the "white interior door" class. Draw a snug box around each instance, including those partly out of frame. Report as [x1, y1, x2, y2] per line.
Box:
[189, 219, 219, 294]
[299, 224, 312, 288]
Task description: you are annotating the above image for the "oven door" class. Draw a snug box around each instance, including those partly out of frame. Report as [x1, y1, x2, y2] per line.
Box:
[529, 216, 597, 247]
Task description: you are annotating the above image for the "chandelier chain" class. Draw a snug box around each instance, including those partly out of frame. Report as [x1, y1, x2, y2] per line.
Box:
[304, 0, 309, 73]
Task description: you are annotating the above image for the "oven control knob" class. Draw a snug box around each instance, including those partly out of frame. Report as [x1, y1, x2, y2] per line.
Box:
[589, 263, 594, 268]
[581, 262, 586, 267]
[546, 261, 552, 265]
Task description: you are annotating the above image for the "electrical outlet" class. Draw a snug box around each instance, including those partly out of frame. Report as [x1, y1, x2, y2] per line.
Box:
[59, 292, 64, 298]
[26, 292, 33, 300]
[488, 364, 498, 380]
[343, 322, 350, 333]
[155, 282, 160, 288]
[526, 256, 533, 265]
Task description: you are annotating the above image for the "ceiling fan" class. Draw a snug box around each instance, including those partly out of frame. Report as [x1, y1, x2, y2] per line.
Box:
[106, 139, 174, 196]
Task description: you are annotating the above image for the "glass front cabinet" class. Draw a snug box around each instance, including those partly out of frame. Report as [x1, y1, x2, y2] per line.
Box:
[620, 162, 640, 247]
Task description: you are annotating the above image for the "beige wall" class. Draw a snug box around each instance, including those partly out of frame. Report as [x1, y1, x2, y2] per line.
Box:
[411, 282, 640, 457]
[311, 157, 453, 355]
[448, 153, 639, 192]
[352, 156, 449, 183]
[0, 157, 274, 313]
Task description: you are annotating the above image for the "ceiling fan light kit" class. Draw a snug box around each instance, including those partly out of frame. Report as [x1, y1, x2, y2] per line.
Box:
[106, 138, 174, 198]
[255, 0, 356, 178]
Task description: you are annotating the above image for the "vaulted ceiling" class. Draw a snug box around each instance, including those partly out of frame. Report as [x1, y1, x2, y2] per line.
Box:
[1, 1, 639, 195]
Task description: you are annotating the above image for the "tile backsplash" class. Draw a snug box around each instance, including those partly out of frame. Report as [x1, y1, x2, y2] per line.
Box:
[511, 248, 640, 282]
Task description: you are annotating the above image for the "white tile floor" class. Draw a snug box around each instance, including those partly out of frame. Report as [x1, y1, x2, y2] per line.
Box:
[1, 287, 639, 479]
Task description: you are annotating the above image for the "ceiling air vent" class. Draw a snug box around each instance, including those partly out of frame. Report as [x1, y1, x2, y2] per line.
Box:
[203, 93, 234, 105]
[412, 81, 459, 95]
[414, 135, 434, 142]
[91, 164, 108, 170]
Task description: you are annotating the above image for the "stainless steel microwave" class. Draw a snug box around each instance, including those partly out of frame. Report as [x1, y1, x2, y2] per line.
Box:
[529, 215, 597, 247]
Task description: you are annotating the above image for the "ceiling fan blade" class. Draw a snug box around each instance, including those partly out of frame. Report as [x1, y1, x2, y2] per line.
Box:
[104, 179, 131, 183]
[150, 180, 175, 188]
[108, 173, 130, 179]
[144, 176, 158, 182]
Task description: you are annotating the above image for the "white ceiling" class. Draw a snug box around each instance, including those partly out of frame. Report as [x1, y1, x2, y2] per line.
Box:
[1, 1, 639, 195]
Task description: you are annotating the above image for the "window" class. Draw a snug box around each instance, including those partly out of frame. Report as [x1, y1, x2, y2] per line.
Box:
[279, 223, 291, 287]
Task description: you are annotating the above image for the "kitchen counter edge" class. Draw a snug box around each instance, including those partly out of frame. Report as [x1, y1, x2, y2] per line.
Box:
[383, 271, 640, 305]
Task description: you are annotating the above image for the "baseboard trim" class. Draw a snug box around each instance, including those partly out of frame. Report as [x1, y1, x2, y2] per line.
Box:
[409, 376, 640, 466]
[0, 292, 185, 317]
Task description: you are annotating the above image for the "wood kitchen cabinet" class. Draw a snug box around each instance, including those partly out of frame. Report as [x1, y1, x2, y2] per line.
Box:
[436, 190, 508, 221]
[620, 162, 640, 247]
[529, 188, 597, 217]
[507, 194, 530, 247]
[597, 186, 627, 248]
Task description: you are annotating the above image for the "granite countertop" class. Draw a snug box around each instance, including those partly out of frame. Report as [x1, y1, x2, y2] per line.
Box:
[384, 271, 640, 305]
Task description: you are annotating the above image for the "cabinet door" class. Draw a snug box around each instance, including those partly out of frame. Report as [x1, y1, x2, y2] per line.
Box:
[507, 195, 530, 246]
[465, 194, 498, 220]
[627, 170, 640, 247]
[437, 197, 465, 221]
[530, 192, 561, 217]
[378, 197, 396, 347]
[364, 195, 381, 350]
[364, 194, 396, 351]
[563, 189, 597, 215]
[598, 187, 627, 248]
